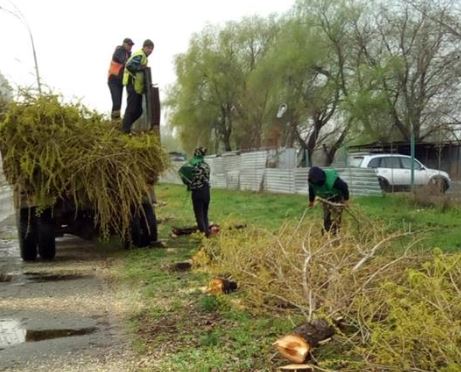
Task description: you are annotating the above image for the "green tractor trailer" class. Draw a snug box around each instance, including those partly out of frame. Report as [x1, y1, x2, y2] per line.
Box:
[0, 68, 164, 261]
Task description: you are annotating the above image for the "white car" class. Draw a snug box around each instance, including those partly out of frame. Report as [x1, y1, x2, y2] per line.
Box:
[349, 153, 451, 192]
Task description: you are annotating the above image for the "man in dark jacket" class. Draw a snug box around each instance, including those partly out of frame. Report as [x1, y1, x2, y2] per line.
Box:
[121, 39, 154, 134]
[108, 38, 134, 120]
[308, 166, 349, 234]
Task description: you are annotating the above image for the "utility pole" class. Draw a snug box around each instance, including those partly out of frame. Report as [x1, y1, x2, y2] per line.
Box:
[0, 4, 42, 94]
[410, 121, 415, 189]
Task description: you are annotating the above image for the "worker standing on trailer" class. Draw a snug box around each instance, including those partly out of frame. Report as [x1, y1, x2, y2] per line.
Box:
[121, 39, 154, 134]
[307, 166, 349, 234]
[108, 38, 134, 120]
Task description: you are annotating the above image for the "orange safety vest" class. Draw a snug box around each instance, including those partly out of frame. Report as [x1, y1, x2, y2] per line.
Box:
[108, 49, 129, 78]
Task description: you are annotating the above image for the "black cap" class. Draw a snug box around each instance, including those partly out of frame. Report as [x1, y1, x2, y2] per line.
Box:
[123, 38, 134, 46]
[143, 39, 154, 48]
[308, 166, 326, 186]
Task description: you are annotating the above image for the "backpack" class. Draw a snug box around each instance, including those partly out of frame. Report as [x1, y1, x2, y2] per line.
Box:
[178, 163, 194, 186]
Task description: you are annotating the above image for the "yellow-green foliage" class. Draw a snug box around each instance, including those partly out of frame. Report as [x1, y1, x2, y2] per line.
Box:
[362, 250, 461, 371]
[200, 220, 461, 370]
[0, 93, 169, 239]
[200, 220, 418, 318]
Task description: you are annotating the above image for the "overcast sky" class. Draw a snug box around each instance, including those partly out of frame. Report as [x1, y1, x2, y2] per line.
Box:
[0, 0, 294, 119]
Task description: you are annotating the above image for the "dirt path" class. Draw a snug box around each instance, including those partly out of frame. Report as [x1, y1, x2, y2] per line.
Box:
[0, 216, 139, 372]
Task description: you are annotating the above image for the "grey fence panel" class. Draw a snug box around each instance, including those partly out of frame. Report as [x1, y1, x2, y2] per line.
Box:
[0, 155, 14, 223]
[240, 151, 268, 169]
[222, 154, 241, 173]
[265, 169, 296, 194]
[211, 173, 227, 189]
[278, 148, 297, 169]
[337, 168, 382, 196]
[159, 151, 382, 197]
[208, 156, 224, 175]
[295, 168, 308, 195]
[240, 169, 265, 191]
[226, 170, 240, 190]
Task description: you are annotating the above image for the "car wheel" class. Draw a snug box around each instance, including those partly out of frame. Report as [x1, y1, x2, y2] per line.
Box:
[18, 207, 38, 261]
[378, 177, 391, 192]
[38, 208, 56, 260]
[429, 177, 448, 193]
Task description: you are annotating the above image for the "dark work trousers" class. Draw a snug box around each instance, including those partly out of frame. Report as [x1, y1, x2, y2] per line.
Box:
[108, 77, 123, 119]
[191, 186, 210, 237]
[322, 196, 344, 235]
[121, 84, 143, 133]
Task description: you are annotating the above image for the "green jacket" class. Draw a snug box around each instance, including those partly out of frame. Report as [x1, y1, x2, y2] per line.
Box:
[122, 49, 148, 94]
[310, 168, 340, 199]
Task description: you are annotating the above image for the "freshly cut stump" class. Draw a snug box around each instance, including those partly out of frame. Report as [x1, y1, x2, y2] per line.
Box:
[279, 364, 313, 371]
[274, 319, 335, 363]
[274, 335, 310, 364]
[207, 278, 238, 294]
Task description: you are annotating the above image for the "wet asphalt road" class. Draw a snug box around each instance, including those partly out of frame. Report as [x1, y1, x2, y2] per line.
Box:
[0, 216, 135, 372]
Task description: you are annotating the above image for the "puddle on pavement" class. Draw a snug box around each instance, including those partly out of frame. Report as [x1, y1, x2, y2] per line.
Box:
[25, 327, 97, 342]
[22, 272, 91, 283]
[0, 319, 97, 349]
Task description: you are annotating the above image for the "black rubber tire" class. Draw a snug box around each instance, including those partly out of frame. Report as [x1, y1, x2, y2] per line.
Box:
[38, 208, 56, 260]
[130, 213, 149, 248]
[429, 177, 449, 193]
[18, 207, 38, 261]
[130, 203, 157, 248]
[378, 177, 391, 193]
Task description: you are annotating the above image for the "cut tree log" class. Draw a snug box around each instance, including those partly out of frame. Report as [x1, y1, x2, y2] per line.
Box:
[207, 278, 238, 294]
[274, 335, 311, 364]
[171, 224, 220, 236]
[171, 223, 245, 237]
[274, 319, 335, 364]
[169, 260, 193, 272]
[279, 364, 313, 371]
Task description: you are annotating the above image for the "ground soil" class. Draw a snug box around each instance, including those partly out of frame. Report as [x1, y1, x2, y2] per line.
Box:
[0, 216, 139, 372]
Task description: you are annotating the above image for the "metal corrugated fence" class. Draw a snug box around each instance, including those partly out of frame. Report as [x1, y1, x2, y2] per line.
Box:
[160, 153, 382, 197]
[264, 169, 296, 194]
[0, 155, 14, 223]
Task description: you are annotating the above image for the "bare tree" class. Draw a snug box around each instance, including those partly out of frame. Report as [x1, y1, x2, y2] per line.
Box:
[351, 0, 461, 142]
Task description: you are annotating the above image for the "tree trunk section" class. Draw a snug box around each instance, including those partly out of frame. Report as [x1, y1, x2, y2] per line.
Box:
[274, 319, 335, 364]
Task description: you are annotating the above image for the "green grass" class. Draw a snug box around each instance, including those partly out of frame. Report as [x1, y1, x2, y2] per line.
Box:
[108, 183, 461, 371]
[158, 183, 309, 230]
[159, 184, 461, 251]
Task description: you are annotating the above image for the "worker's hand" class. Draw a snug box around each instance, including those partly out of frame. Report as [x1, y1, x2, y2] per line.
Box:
[308, 201, 315, 208]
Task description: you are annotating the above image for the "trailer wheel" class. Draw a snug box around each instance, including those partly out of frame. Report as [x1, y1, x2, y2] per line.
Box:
[38, 208, 56, 260]
[130, 203, 157, 248]
[18, 207, 38, 261]
[130, 213, 149, 248]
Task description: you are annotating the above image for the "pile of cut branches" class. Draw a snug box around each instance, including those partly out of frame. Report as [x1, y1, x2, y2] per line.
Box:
[199, 216, 461, 370]
[0, 92, 168, 239]
[200, 219, 418, 319]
